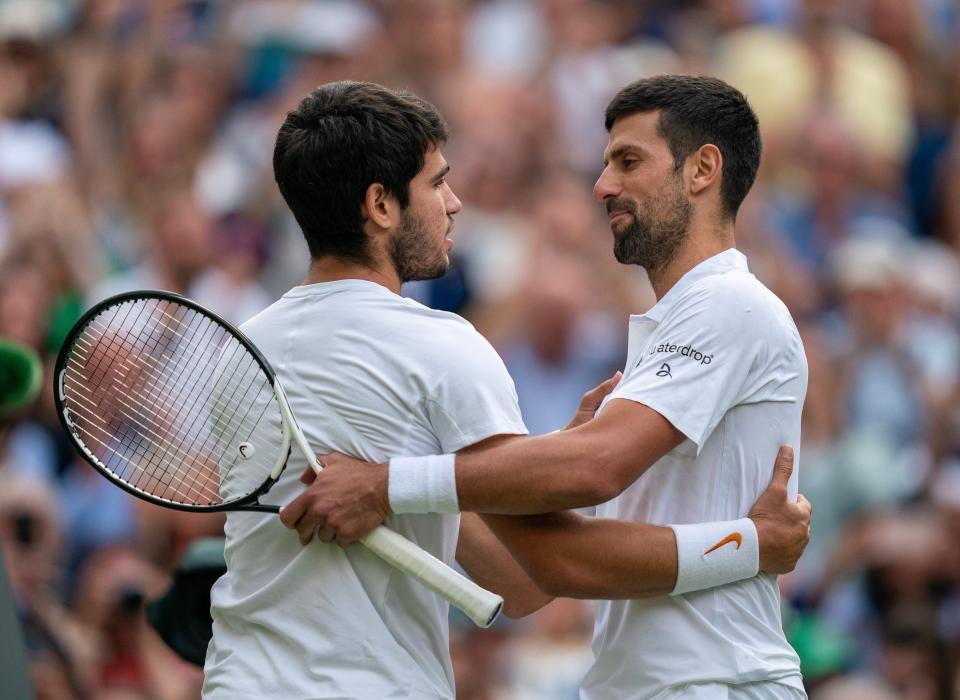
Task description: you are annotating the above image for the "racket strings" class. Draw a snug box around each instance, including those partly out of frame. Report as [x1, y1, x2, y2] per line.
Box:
[79, 305, 261, 451]
[61, 297, 282, 506]
[68, 318, 259, 461]
[68, 307, 270, 503]
[65, 307, 230, 503]
[74, 309, 247, 420]
[64, 303, 230, 493]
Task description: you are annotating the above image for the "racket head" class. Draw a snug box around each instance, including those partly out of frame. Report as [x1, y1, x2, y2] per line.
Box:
[54, 290, 289, 512]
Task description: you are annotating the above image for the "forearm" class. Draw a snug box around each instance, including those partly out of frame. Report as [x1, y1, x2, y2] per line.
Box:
[456, 514, 553, 617]
[481, 512, 679, 599]
[456, 429, 619, 514]
[453, 401, 682, 514]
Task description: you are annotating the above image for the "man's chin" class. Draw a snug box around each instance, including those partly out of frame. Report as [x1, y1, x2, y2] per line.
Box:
[612, 239, 647, 267]
[401, 259, 450, 284]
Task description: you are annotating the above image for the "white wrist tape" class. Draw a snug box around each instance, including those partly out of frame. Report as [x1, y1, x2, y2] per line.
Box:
[388, 454, 459, 514]
[669, 517, 759, 596]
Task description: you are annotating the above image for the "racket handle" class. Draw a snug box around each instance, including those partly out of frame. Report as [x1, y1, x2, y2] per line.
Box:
[359, 525, 503, 628]
[278, 401, 501, 626]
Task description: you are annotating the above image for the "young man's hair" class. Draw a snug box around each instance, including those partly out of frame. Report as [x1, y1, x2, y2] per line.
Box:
[273, 81, 448, 263]
[605, 75, 761, 219]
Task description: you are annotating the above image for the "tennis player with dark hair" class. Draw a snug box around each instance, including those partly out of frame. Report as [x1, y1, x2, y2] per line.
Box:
[203, 81, 527, 698]
[291, 75, 810, 699]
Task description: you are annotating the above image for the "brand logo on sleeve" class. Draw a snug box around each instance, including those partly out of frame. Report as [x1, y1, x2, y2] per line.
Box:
[642, 342, 714, 367]
[655, 363, 672, 378]
[704, 532, 743, 556]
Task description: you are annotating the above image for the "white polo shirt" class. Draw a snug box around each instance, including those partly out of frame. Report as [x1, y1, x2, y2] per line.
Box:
[203, 280, 527, 699]
[583, 249, 807, 699]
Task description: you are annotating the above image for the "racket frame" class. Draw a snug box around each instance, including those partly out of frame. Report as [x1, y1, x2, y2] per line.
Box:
[54, 290, 291, 513]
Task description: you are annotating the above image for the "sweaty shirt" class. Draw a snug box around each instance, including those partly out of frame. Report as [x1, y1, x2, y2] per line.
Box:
[203, 280, 526, 699]
[583, 249, 808, 700]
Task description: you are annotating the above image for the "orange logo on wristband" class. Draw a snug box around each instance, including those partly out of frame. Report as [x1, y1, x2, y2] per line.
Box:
[704, 532, 742, 556]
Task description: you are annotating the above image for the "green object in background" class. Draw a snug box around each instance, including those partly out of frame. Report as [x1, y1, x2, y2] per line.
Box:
[788, 611, 855, 680]
[45, 292, 83, 355]
[147, 537, 227, 667]
[0, 339, 43, 416]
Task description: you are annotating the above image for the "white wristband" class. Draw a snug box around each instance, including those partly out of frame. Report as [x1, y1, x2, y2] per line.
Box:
[388, 454, 459, 514]
[669, 517, 759, 596]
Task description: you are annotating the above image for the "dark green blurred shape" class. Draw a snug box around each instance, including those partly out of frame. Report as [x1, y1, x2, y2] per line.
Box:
[147, 537, 227, 667]
[45, 293, 83, 356]
[0, 339, 42, 416]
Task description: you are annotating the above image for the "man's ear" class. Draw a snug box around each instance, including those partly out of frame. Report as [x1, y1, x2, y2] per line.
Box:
[362, 183, 399, 231]
[689, 144, 722, 196]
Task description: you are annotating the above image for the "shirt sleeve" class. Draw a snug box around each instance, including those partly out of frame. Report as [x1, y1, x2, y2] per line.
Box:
[425, 330, 528, 453]
[608, 280, 767, 452]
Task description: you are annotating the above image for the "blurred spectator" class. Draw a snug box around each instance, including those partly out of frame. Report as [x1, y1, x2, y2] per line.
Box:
[0, 472, 92, 698]
[830, 237, 928, 450]
[72, 545, 200, 698]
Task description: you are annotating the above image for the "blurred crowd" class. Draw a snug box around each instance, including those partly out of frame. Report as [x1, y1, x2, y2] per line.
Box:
[1, 0, 960, 698]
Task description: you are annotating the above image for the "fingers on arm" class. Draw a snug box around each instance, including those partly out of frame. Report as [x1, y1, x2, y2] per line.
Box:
[769, 445, 794, 491]
[579, 371, 622, 410]
[279, 493, 323, 545]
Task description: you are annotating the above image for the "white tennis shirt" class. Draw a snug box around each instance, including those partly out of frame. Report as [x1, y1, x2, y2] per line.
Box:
[583, 249, 807, 699]
[202, 280, 526, 699]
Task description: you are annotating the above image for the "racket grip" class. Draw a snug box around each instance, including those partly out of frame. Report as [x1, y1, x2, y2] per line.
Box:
[358, 525, 503, 628]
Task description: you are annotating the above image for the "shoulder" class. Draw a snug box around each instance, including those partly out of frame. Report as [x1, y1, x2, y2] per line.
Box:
[676, 270, 796, 338]
[661, 271, 804, 375]
[389, 298, 496, 353]
[238, 296, 290, 336]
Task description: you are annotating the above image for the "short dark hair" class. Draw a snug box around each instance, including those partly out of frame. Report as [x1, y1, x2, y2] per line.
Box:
[273, 81, 448, 263]
[605, 75, 761, 219]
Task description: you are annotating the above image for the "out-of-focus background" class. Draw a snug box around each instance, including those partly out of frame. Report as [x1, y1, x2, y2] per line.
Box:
[1, 0, 959, 698]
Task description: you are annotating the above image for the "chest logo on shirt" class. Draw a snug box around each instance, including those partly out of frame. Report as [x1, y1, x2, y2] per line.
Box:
[641, 342, 715, 367]
[704, 532, 743, 556]
[655, 363, 672, 378]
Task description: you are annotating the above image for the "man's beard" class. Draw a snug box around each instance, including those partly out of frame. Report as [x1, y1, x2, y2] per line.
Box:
[608, 178, 692, 275]
[389, 210, 450, 283]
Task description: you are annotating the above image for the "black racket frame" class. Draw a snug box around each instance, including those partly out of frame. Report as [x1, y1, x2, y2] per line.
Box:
[54, 290, 290, 514]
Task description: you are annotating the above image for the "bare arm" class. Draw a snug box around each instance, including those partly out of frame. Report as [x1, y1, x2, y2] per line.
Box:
[454, 398, 683, 513]
[283, 398, 681, 543]
[478, 446, 810, 599]
[481, 511, 678, 598]
[456, 513, 553, 617]
[454, 434, 553, 618]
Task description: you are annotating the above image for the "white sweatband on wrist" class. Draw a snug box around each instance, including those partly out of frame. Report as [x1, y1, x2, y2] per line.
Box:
[388, 454, 459, 514]
[669, 517, 759, 596]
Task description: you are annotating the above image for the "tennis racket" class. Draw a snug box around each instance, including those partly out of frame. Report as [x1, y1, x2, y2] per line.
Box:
[53, 290, 502, 628]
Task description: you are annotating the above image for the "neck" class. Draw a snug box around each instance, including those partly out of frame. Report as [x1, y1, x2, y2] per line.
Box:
[648, 219, 736, 299]
[302, 256, 402, 295]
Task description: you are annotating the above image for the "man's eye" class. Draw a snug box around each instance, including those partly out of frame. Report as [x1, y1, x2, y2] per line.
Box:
[622, 159, 637, 169]
[435, 178, 446, 188]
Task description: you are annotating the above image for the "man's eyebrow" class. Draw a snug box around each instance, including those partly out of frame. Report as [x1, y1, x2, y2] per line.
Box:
[431, 164, 450, 183]
[604, 144, 646, 165]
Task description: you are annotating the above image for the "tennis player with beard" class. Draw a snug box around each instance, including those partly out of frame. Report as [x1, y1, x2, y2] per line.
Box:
[291, 76, 810, 699]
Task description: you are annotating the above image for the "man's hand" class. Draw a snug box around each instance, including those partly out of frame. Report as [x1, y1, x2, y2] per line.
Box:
[279, 454, 389, 548]
[564, 371, 621, 430]
[749, 445, 812, 574]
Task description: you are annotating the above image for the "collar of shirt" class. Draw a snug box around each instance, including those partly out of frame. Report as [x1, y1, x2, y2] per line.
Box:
[634, 248, 749, 325]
